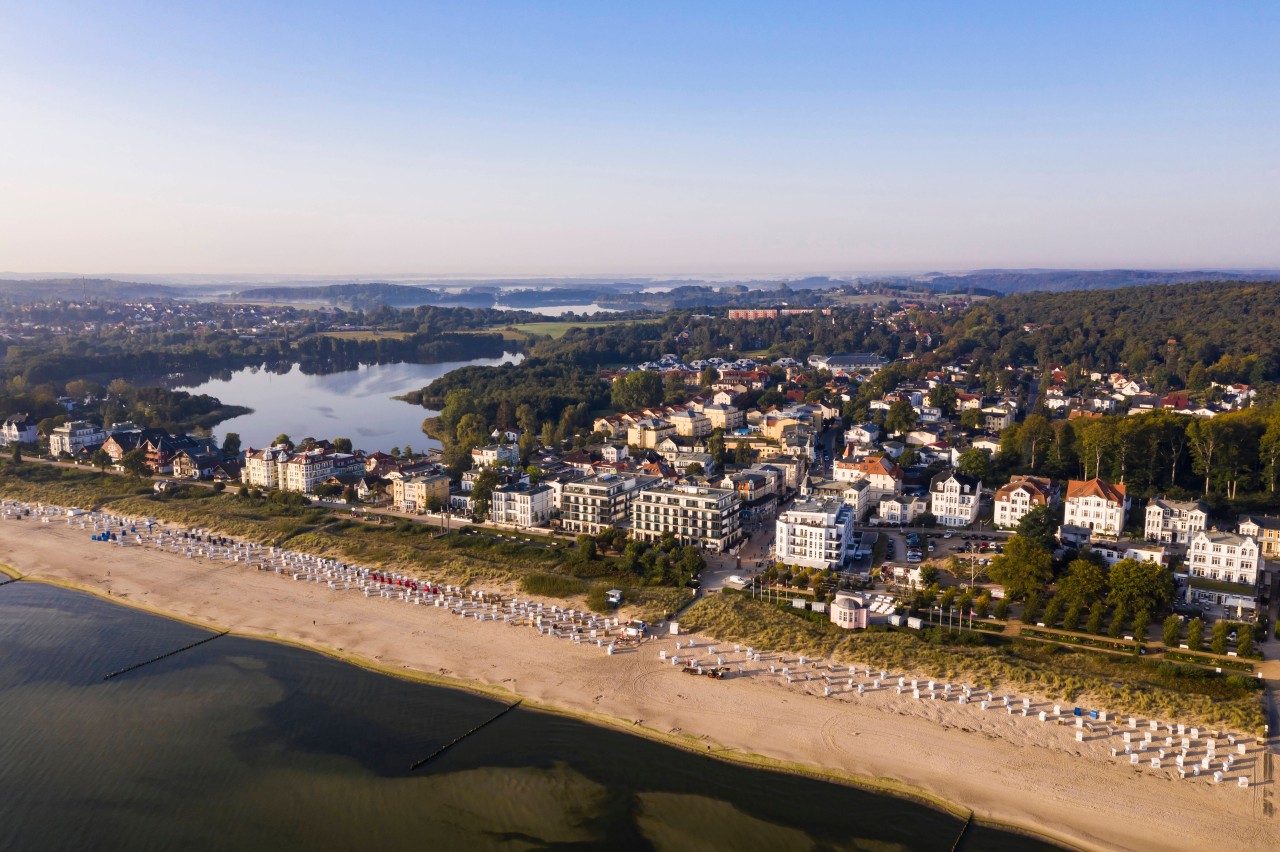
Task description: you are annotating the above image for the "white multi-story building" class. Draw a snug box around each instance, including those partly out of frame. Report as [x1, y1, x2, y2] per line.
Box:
[48, 420, 106, 457]
[490, 482, 552, 527]
[391, 473, 451, 512]
[471, 443, 520, 468]
[929, 470, 982, 527]
[560, 472, 658, 535]
[243, 445, 361, 493]
[1144, 497, 1208, 544]
[878, 494, 927, 526]
[631, 483, 743, 552]
[1061, 478, 1129, 539]
[1186, 530, 1262, 616]
[700, 403, 745, 432]
[993, 475, 1055, 529]
[280, 448, 335, 493]
[627, 418, 676, 449]
[774, 498, 853, 571]
[0, 413, 38, 446]
[243, 446, 289, 489]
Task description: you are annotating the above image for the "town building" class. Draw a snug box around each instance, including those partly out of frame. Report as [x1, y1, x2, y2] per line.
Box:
[560, 472, 658, 535]
[392, 473, 451, 512]
[829, 593, 869, 629]
[471, 443, 520, 468]
[1235, 515, 1280, 562]
[626, 418, 676, 449]
[0, 413, 38, 446]
[774, 498, 853, 571]
[993, 475, 1055, 530]
[667, 409, 712, 439]
[832, 453, 904, 504]
[929, 470, 982, 527]
[1060, 478, 1129, 541]
[630, 483, 743, 552]
[1144, 497, 1209, 544]
[878, 494, 928, 526]
[807, 353, 888, 375]
[490, 482, 553, 527]
[700, 403, 745, 432]
[48, 420, 106, 457]
[1185, 530, 1262, 617]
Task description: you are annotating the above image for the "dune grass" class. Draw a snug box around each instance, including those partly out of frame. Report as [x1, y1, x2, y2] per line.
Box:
[684, 593, 1267, 734]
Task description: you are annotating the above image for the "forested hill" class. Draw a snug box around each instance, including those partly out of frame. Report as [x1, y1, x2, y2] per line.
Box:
[0, 278, 184, 301]
[920, 268, 1280, 295]
[944, 280, 1280, 384]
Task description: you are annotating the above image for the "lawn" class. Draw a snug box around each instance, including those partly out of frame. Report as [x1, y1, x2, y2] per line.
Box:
[500, 319, 655, 340]
[317, 330, 413, 341]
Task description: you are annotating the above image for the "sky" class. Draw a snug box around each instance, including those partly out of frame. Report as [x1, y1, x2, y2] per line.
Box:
[0, 1, 1277, 277]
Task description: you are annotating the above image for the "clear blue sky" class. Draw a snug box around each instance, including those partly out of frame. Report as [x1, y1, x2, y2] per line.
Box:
[1, 1, 1276, 276]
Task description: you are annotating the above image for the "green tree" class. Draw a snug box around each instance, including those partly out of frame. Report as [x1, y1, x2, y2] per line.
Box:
[1086, 600, 1106, 634]
[884, 399, 917, 436]
[973, 592, 992, 619]
[611, 371, 663, 411]
[120, 448, 149, 479]
[1131, 608, 1151, 643]
[91, 448, 112, 474]
[1162, 614, 1182, 647]
[987, 535, 1053, 601]
[9, 443, 22, 465]
[1021, 594, 1043, 624]
[993, 596, 1010, 620]
[1056, 558, 1108, 607]
[1210, 620, 1229, 655]
[1107, 604, 1128, 638]
[918, 564, 940, 587]
[1019, 413, 1054, 471]
[221, 432, 241, 457]
[1237, 624, 1255, 657]
[470, 467, 500, 520]
[1185, 617, 1204, 652]
[1042, 594, 1063, 627]
[929, 384, 958, 416]
[576, 534, 597, 561]
[699, 366, 719, 388]
[959, 408, 983, 430]
[332, 437, 353, 454]
[1106, 558, 1173, 615]
[956, 447, 990, 481]
[1015, 504, 1058, 550]
[684, 462, 705, 477]
[1062, 602, 1082, 632]
[273, 433, 293, 449]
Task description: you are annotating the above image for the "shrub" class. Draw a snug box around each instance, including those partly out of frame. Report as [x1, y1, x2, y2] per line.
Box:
[1108, 604, 1128, 639]
[1062, 602, 1082, 632]
[519, 573, 587, 598]
[1132, 609, 1151, 644]
[1086, 601, 1105, 635]
[974, 592, 991, 619]
[993, 597, 1010, 620]
[1162, 615, 1182, 648]
[1042, 595, 1062, 628]
[1237, 624, 1255, 657]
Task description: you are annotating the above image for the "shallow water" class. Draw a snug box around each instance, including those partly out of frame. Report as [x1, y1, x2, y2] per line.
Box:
[0, 583, 1062, 851]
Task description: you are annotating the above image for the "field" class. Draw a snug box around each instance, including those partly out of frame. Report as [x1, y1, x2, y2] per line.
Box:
[500, 319, 654, 340]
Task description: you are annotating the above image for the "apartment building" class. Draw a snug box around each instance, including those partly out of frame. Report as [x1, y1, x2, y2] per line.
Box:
[1186, 530, 1262, 616]
[929, 470, 982, 527]
[1238, 515, 1280, 559]
[668, 409, 712, 439]
[1062, 478, 1129, 539]
[775, 498, 853, 570]
[630, 483, 743, 552]
[993, 475, 1055, 529]
[560, 472, 658, 535]
[490, 482, 553, 527]
[48, 420, 106, 457]
[1145, 497, 1208, 544]
[392, 473, 451, 512]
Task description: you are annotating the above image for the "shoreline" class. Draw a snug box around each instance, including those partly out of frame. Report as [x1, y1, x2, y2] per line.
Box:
[0, 517, 1273, 851]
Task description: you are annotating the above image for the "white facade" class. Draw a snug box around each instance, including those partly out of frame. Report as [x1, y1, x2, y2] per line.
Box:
[929, 471, 981, 527]
[1144, 498, 1208, 544]
[993, 476, 1053, 530]
[0, 414, 38, 446]
[1062, 479, 1128, 538]
[471, 444, 520, 468]
[878, 495, 927, 525]
[775, 499, 853, 571]
[1186, 530, 1262, 615]
[630, 483, 743, 552]
[490, 483, 552, 527]
[48, 421, 105, 457]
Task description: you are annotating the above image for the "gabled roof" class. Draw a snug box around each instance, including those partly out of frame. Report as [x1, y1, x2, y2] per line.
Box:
[1066, 478, 1127, 504]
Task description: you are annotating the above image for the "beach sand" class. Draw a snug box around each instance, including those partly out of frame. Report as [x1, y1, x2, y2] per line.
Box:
[0, 518, 1273, 851]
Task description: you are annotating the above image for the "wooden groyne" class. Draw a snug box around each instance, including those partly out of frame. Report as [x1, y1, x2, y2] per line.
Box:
[0, 577, 21, 588]
[103, 631, 229, 681]
[409, 699, 524, 771]
[950, 810, 974, 851]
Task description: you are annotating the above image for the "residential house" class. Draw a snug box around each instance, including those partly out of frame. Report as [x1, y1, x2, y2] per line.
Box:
[833, 453, 904, 503]
[0, 413, 37, 446]
[48, 420, 106, 457]
[993, 475, 1055, 530]
[627, 418, 676, 449]
[1185, 531, 1262, 617]
[1145, 497, 1208, 544]
[471, 443, 520, 468]
[930, 470, 982, 527]
[1060, 478, 1129, 543]
[490, 482, 553, 527]
[392, 473, 451, 512]
[668, 409, 712, 439]
[878, 494, 928, 526]
[1238, 515, 1280, 559]
[701, 403, 745, 432]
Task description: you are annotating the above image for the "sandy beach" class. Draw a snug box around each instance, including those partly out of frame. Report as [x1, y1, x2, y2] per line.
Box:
[0, 515, 1274, 851]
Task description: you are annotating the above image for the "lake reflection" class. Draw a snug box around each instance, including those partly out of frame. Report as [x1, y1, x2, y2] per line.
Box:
[176, 354, 522, 453]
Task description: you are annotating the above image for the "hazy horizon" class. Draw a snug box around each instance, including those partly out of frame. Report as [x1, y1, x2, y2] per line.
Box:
[2, 3, 1277, 274]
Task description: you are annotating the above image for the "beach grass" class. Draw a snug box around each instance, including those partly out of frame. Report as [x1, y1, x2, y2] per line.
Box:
[685, 593, 1267, 734]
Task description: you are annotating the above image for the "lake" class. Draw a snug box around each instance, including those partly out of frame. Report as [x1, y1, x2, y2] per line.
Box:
[0, 582, 1057, 851]
[176, 354, 523, 454]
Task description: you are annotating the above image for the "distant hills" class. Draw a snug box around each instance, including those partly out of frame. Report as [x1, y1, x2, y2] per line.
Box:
[912, 268, 1280, 295]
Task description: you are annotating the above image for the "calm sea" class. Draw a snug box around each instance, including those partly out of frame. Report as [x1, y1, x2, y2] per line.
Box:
[0, 583, 1062, 851]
